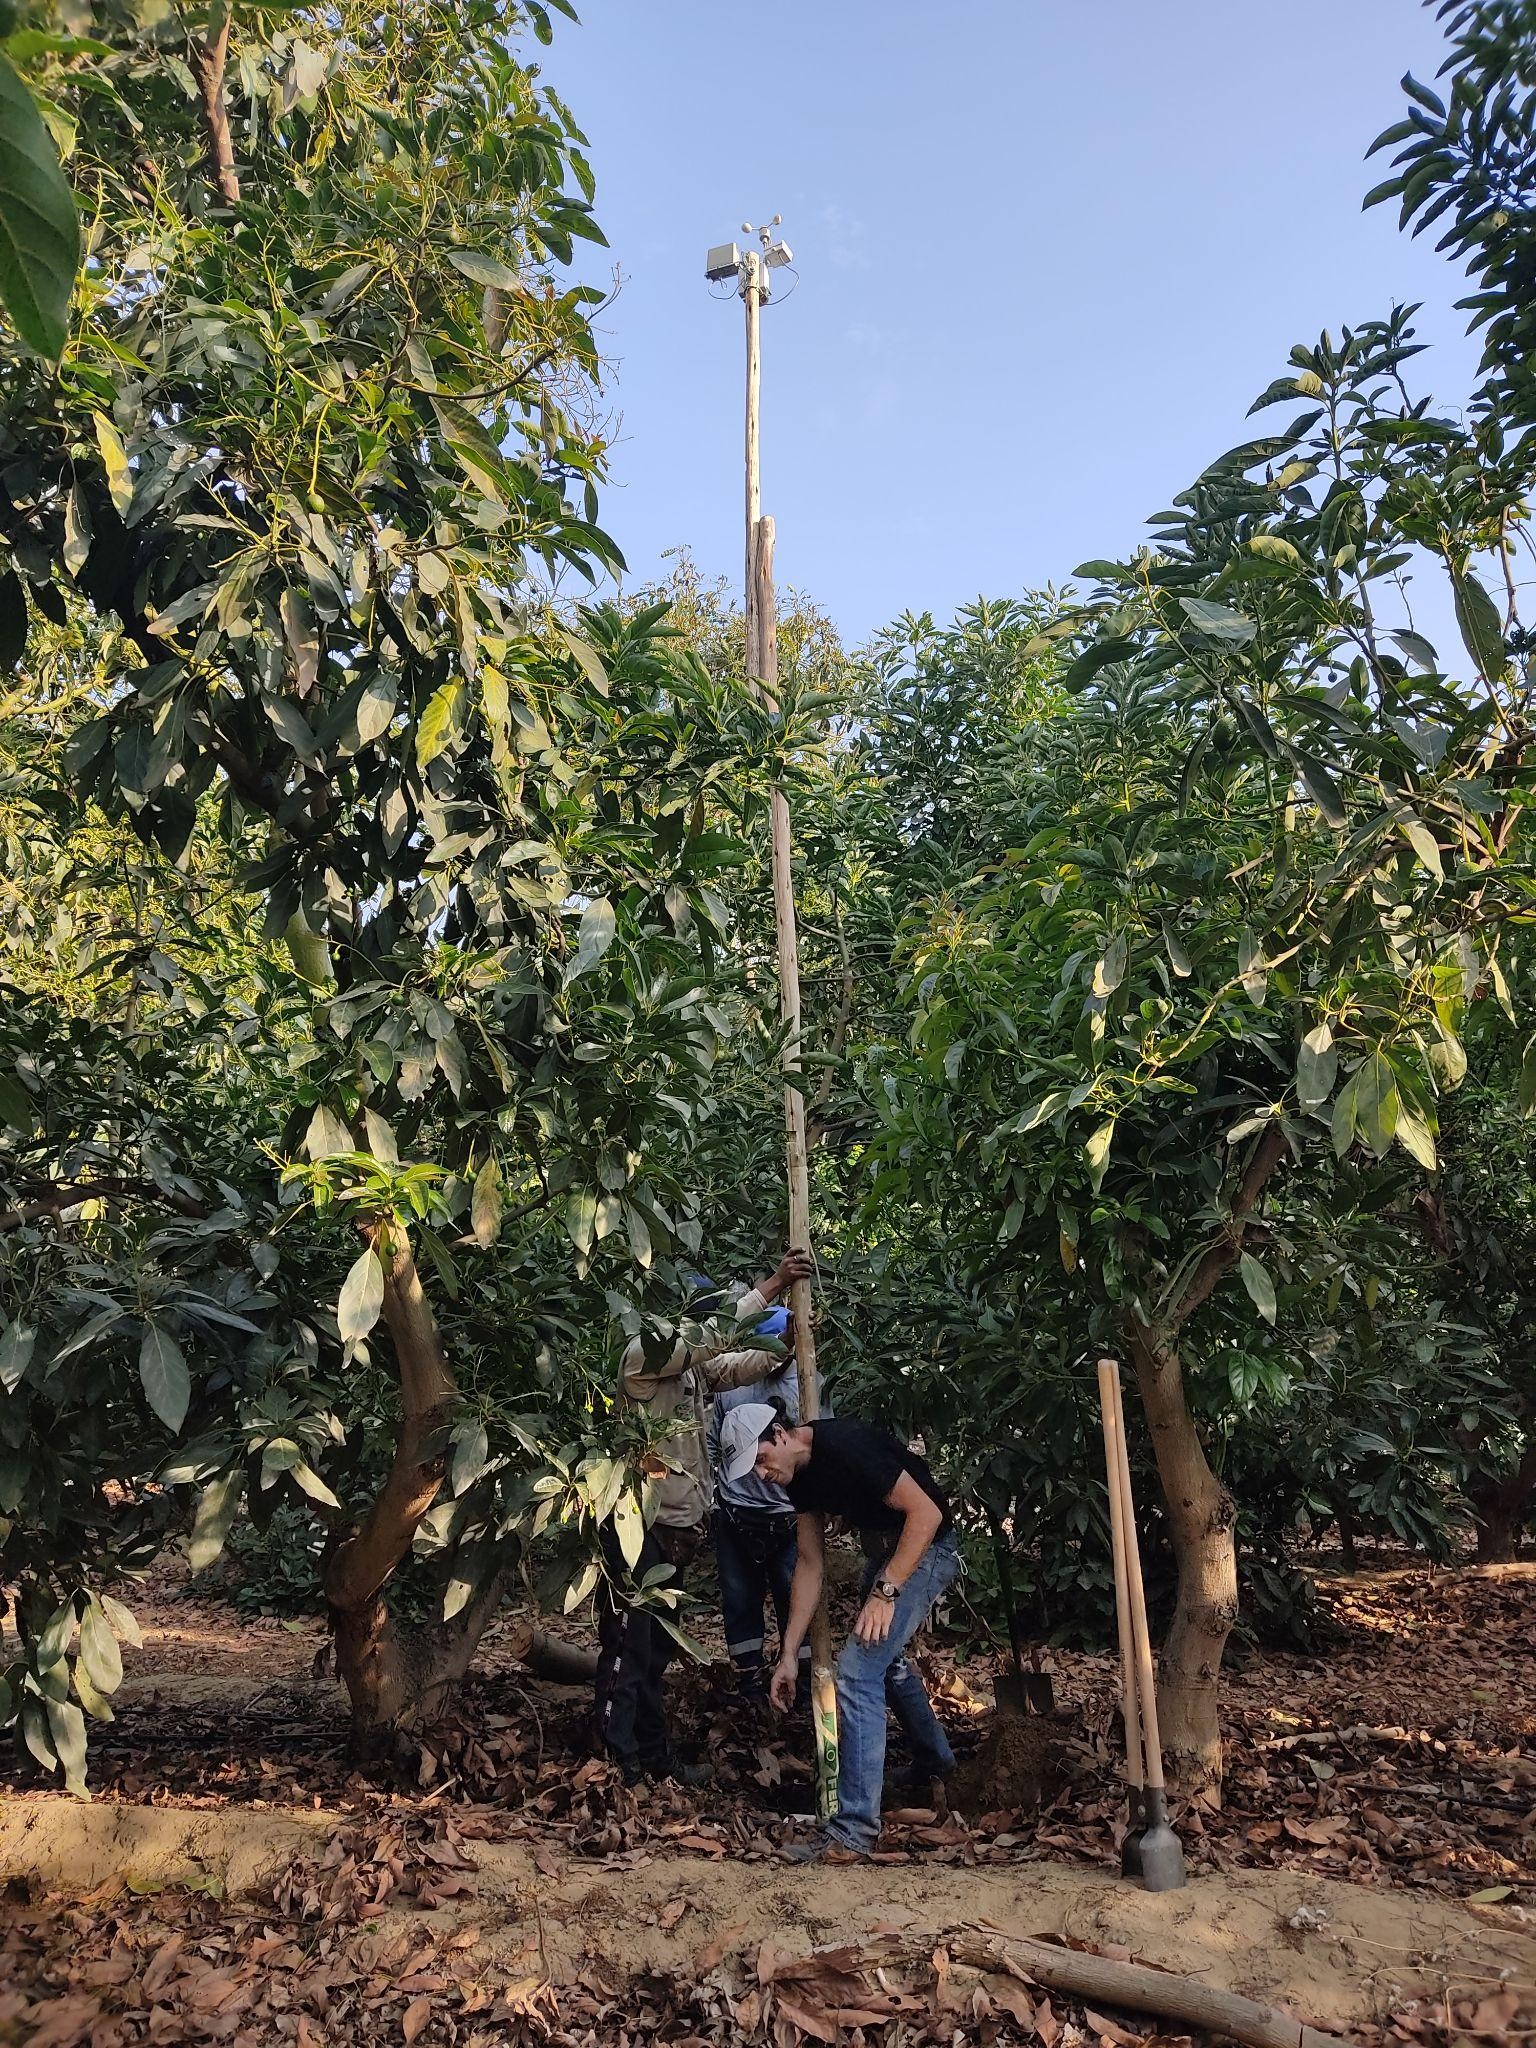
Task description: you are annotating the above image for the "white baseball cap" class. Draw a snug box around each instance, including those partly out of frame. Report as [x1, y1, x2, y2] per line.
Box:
[717, 1401, 779, 1482]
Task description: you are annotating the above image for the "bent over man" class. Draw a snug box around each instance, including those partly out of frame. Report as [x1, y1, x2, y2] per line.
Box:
[595, 1250, 811, 1784]
[718, 1407, 959, 1860]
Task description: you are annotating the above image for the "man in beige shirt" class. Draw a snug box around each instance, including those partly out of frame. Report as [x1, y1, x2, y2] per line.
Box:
[595, 1248, 811, 1782]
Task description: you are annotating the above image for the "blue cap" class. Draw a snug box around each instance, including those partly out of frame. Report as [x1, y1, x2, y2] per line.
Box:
[748, 1305, 790, 1340]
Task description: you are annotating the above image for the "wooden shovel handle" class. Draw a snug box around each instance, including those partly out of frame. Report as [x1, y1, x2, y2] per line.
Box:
[1097, 1358, 1144, 1794]
[1099, 1358, 1167, 1793]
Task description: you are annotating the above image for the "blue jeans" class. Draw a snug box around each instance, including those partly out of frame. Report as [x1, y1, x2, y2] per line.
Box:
[828, 1535, 960, 1853]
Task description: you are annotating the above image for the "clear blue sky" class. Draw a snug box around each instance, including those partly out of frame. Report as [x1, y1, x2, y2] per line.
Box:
[541, 1, 1485, 647]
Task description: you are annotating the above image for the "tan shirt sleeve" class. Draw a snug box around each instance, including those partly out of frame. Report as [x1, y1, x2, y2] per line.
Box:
[620, 1287, 779, 1403]
[694, 1288, 795, 1393]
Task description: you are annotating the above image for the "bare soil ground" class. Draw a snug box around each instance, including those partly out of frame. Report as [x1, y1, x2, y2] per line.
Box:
[1, 1550, 1532, 2046]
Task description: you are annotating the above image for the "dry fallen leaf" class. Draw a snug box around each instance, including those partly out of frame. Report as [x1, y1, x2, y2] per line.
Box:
[695, 1918, 748, 1972]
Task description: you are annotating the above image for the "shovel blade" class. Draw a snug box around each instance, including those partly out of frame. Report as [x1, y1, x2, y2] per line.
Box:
[994, 1672, 1055, 1718]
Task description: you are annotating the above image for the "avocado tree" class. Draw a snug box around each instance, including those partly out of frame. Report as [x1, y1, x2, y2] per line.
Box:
[0, 0, 781, 1774]
[855, 294, 1536, 1789]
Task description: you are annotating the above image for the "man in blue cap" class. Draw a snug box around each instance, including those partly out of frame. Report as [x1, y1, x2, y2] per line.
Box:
[705, 1308, 822, 1705]
[596, 1249, 810, 1784]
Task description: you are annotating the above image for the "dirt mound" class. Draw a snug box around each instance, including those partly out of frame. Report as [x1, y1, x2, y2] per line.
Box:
[953, 1710, 1064, 1813]
[3, 1798, 1534, 2038]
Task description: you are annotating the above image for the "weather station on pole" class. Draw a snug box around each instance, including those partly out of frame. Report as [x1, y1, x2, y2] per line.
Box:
[705, 218, 841, 1822]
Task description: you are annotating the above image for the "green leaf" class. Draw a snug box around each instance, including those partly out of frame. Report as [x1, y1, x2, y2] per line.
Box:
[78, 1602, 123, 1695]
[99, 1594, 141, 1647]
[139, 1322, 189, 1434]
[565, 1187, 597, 1255]
[1353, 1052, 1399, 1159]
[264, 695, 319, 761]
[566, 896, 616, 982]
[1091, 933, 1127, 997]
[1517, 1038, 1536, 1120]
[623, 1199, 653, 1269]
[563, 1559, 600, 1613]
[1389, 629, 1438, 672]
[1238, 929, 1267, 1006]
[363, 1107, 398, 1162]
[0, 50, 78, 358]
[470, 1156, 502, 1248]
[416, 677, 464, 767]
[1394, 1099, 1438, 1170]
[1399, 818, 1443, 878]
[45, 1695, 88, 1797]
[612, 1490, 644, 1570]
[92, 410, 133, 516]
[447, 247, 523, 291]
[1296, 1023, 1337, 1115]
[63, 481, 90, 575]
[1238, 1251, 1277, 1324]
[1467, 1886, 1512, 1904]
[1452, 570, 1509, 682]
[0, 1319, 34, 1392]
[1062, 635, 1137, 692]
[1178, 596, 1256, 645]
[1294, 750, 1347, 829]
[1430, 1022, 1468, 1089]
[0, 1065, 33, 1129]
[450, 1420, 489, 1495]
[259, 1437, 301, 1487]
[279, 587, 318, 695]
[290, 1460, 342, 1508]
[72, 1658, 114, 1724]
[353, 670, 398, 747]
[337, 1245, 385, 1345]
[1248, 534, 1301, 565]
[189, 1469, 244, 1572]
[304, 1103, 352, 1160]
[1084, 1118, 1115, 1194]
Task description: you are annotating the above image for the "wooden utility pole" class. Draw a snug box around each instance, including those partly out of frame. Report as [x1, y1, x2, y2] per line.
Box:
[739, 238, 840, 1823]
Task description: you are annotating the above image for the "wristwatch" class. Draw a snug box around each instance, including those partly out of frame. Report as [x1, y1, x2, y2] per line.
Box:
[872, 1577, 900, 1602]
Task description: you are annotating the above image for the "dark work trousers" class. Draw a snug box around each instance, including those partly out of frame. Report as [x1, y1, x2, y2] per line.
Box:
[594, 1521, 683, 1775]
[714, 1502, 811, 1694]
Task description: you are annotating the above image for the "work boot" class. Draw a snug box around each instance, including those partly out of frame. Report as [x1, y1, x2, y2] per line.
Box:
[782, 1832, 865, 1866]
[643, 1752, 712, 1788]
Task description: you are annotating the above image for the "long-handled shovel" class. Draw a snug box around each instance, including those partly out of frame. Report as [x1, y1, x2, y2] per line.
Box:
[1097, 1359, 1187, 1893]
[1097, 1362, 1146, 1875]
[986, 1508, 1055, 1718]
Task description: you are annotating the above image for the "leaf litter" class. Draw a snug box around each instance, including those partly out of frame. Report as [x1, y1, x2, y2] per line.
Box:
[1, 1553, 1532, 2045]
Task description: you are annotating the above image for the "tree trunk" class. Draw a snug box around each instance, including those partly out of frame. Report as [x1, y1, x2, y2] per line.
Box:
[323, 1226, 458, 1741]
[321, 1226, 597, 1746]
[1470, 1445, 1536, 1563]
[1127, 1318, 1236, 1797]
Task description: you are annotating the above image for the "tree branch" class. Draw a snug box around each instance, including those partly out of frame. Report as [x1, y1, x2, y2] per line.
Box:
[192, 3, 241, 208]
[0, 1176, 211, 1233]
[950, 1932, 1347, 2048]
[1166, 1123, 1290, 1333]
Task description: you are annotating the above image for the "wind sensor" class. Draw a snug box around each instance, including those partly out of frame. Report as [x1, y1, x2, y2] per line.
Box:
[704, 215, 793, 292]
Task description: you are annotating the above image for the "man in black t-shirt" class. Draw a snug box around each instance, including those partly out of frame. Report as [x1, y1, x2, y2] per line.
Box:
[716, 1408, 961, 1861]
